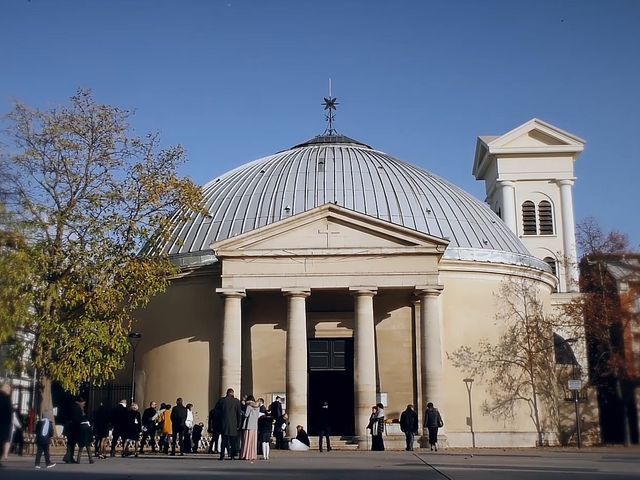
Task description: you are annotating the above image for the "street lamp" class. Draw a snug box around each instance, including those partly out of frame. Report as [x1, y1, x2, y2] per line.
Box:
[463, 378, 476, 448]
[128, 332, 142, 403]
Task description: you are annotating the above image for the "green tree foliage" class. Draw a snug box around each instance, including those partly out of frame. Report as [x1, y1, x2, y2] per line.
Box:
[0, 89, 202, 394]
[449, 277, 583, 446]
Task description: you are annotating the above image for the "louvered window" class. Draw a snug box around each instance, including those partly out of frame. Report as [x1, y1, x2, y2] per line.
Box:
[522, 201, 537, 235]
[543, 257, 557, 276]
[538, 201, 554, 235]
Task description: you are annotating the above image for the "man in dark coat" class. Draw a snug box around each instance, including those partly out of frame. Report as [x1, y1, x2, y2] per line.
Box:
[139, 401, 158, 454]
[64, 397, 86, 463]
[110, 399, 129, 457]
[214, 388, 242, 460]
[269, 396, 284, 449]
[170, 398, 187, 456]
[92, 402, 110, 459]
[318, 401, 332, 452]
[207, 405, 220, 454]
[400, 404, 419, 451]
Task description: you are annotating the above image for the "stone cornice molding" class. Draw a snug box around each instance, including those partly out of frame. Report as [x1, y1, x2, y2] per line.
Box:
[414, 285, 444, 297]
[281, 288, 311, 298]
[215, 288, 246, 298]
[557, 178, 576, 187]
[349, 286, 378, 297]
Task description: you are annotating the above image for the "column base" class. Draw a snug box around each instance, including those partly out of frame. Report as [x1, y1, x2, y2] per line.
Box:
[418, 434, 448, 449]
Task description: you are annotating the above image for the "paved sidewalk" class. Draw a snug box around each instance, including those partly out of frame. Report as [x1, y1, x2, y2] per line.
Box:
[1, 447, 639, 480]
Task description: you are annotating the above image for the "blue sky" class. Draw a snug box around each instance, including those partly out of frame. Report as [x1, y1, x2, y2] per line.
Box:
[1, 0, 639, 247]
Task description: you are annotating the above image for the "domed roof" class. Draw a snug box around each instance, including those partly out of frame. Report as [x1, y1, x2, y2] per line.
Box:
[153, 134, 547, 270]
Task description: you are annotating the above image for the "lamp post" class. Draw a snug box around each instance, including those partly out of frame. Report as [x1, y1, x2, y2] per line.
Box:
[463, 378, 476, 448]
[127, 332, 142, 403]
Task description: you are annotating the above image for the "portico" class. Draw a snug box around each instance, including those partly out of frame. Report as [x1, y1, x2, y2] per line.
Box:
[213, 204, 447, 447]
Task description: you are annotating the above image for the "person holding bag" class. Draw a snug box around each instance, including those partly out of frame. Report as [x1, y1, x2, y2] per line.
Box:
[424, 402, 444, 451]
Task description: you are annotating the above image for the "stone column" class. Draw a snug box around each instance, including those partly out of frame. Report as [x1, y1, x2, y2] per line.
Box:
[499, 180, 517, 234]
[558, 179, 579, 292]
[411, 298, 423, 426]
[216, 289, 246, 397]
[416, 286, 444, 435]
[283, 288, 310, 433]
[350, 287, 378, 448]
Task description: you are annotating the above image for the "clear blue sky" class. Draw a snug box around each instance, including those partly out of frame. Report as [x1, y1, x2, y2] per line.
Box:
[1, 0, 639, 247]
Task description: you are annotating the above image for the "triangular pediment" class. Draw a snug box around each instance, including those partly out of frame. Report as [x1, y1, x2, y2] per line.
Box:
[212, 203, 449, 258]
[473, 118, 585, 177]
[489, 118, 585, 149]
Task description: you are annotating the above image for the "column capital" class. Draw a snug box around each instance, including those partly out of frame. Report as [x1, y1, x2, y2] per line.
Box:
[281, 288, 311, 298]
[557, 178, 576, 187]
[216, 288, 246, 299]
[349, 286, 378, 297]
[497, 180, 516, 187]
[415, 285, 444, 297]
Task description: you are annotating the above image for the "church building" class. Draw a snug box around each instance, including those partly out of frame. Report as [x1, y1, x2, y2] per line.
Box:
[133, 104, 587, 447]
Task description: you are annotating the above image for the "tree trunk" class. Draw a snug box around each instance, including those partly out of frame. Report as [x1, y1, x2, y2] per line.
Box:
[39, 376, 58, 436]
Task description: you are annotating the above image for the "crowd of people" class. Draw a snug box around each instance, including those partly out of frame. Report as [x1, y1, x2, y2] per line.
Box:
[0, 381, 445, 469]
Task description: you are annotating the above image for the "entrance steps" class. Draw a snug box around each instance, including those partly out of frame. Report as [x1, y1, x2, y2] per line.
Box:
[306, 435, 411, 451]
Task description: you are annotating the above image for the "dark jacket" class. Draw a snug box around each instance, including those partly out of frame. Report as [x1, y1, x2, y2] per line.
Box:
[110, 403, 129, 432]
[424, 407, 443, 428]
[0, 392, 12, 443]
[318, 406, 331, 431]
[35, 418, 54, 445]
[215, 394, 242, 436]
[268, 400, 283, 421]
[141, 407, 158, 429]
[257, 405, 272, 434]
[92, 405, 110, 436]
[170, 403, 187, 432]
[296, 428, 310, 447]
[400, 408, 419, 434]
[127, 409, 142, 440]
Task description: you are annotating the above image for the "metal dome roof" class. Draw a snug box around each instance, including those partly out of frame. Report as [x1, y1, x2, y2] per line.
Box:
[152, 134, 546, 270]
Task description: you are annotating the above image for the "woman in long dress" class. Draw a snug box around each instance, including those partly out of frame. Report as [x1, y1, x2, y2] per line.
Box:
[240, 396, 260, 461]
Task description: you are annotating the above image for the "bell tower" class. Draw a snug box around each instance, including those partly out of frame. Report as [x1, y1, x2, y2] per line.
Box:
[472, 119, 585, 292]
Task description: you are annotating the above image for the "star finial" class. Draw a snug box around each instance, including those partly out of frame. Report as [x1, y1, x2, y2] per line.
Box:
[322, 78, 338, 135]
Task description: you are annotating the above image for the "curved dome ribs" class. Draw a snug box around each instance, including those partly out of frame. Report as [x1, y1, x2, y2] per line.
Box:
[154, 137, 537, 262]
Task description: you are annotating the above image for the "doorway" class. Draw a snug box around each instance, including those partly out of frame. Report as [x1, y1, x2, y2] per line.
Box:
[307, 338, 354, 436]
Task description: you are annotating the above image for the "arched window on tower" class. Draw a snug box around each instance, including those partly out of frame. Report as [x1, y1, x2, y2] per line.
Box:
[543, 256, 558, 292]
[522, 201, 537, 235]
[538, 200, 554, 235]
[543, 257, 557, 276]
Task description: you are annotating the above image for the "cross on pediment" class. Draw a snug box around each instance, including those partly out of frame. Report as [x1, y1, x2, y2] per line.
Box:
[318, 227, 341, 248]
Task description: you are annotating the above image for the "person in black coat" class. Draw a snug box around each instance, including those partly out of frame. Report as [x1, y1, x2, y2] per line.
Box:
[170, 398, 187, 456]
[256, 398, 272, 459]
[34, 411, 55, 468]
[75, 404, 94, 464]
[92, 403, 110, 459]
[215, 388, 242, 460]
[424, 402, 444, 451]
[0, 384, 12, 467]
[317, 401, 332, 452]
[123, 403, 142, 457]
[269, 396, 284, 449]
[139, 401, 158, 454]
[192, 422, 204, 453]
[400, 404, 419, 451]
[110, 399, 129, 457]
[207, 405, 220, 454]
[64, 397, 87, 463]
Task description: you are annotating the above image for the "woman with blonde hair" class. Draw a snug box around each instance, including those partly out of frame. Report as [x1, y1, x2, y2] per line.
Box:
[123, 402, 142, 457]
[239, 396, 260, 461]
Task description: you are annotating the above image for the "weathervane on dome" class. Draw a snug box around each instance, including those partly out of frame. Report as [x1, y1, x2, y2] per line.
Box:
[322, 78, 339, 135]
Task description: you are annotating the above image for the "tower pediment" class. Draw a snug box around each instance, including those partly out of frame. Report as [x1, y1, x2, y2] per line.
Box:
[473, 118, 585, 178]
